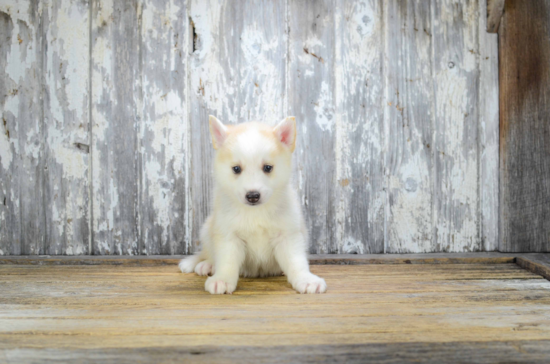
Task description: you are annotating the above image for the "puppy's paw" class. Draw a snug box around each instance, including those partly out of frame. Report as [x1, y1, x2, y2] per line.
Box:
[205, 276, 237, 294]
[292, 273, 327, 294]
[178, 256, 199, 273]
[195, 260, 213, 276]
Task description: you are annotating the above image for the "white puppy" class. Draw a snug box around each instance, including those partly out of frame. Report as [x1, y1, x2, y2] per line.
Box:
[179, 116, 327, 295]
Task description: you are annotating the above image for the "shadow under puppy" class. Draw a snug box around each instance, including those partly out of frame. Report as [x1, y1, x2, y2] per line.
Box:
[179, 116, 327, 294]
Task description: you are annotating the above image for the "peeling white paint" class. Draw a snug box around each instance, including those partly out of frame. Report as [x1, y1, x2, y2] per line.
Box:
[3, 10, 37, 84]
[313, 81, 333, 132]
[1, 0, 499, 255]
[342, 237, 364, 254]
[144, 158, 170, 240]
[50, 0, 89, 120]
[51, 204, 64, 237]
[388, 151, 433, 252]
[0, 130, 12, 170]
[46, 127, 88, 179]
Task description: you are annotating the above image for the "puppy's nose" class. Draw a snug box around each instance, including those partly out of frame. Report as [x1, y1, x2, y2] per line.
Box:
[246, 191, 261, 204]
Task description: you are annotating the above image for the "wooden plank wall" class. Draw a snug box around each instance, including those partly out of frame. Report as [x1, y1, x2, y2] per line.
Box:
[499, 0, 550, 252]
[0, 1, 44, 255]
[0, 0, 499, 255]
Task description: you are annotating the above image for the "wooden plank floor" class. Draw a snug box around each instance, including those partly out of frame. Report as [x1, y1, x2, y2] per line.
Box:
[1, 262, 550, 363]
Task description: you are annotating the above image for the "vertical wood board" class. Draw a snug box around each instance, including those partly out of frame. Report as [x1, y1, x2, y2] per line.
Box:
[478, 0, 499, 251]
[91, 0, 140, 255]
[499, 0, 550, 252]
[0, 3, 20, 255]
[384, 0, 434, 253]
[288, 0, 337, 254]
[139, 0, 188, 255]
[42, 0, 91, 255]
[334, 0, 385, 254]
[431, 0, 481, 252]
[0, 1, 44, 255]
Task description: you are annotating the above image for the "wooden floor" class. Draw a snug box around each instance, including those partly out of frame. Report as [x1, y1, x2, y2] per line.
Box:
[2, 260, 550, 363]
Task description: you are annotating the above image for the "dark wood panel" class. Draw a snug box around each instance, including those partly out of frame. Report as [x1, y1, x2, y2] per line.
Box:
[499, 0, 550, 252]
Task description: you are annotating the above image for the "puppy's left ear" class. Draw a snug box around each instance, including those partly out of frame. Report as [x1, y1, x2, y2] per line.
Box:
[274, 116, 297, 152]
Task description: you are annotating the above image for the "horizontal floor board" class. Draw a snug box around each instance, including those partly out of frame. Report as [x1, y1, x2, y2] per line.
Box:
[1, 258, 550, 361]
[4, 340, 550, 364]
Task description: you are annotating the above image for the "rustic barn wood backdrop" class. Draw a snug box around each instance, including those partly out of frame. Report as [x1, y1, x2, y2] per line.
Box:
[0, 0, 500, 255]
[499, 0, 550, 253]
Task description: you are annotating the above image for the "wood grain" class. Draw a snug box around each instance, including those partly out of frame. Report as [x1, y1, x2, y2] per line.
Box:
[91, 0, 140, 255]
[478, 0, 500, 251]
[335, 0, 385, 254]
[0, 4, 20, 256]
[384, 0, 434, 253]
[432, 0, 480, 252]
[516, 254, 550, 281]
[4, 341, 550, 364]
[1, 263, 550, 361]
[288, 0, 337, 254]
[42, 0, 91, 255]
[0, 1, 44, 255]
[486, 0, 505, 33]
[139, 0, 188, 255]
[499, 0, 550, 252]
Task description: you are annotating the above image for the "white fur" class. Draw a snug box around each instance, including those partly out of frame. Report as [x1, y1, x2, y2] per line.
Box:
[179, 116, 327, 294]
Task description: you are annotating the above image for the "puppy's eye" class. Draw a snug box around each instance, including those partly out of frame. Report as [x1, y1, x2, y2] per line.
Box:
[263, 165, 273, 173]
[232, 166, 242, 174]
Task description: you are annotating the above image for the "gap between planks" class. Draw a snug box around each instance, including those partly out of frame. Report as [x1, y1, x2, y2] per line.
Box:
[0, 253, 549, 281]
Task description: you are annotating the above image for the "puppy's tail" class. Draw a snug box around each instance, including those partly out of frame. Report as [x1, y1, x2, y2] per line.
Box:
[178, 253, 203, 273]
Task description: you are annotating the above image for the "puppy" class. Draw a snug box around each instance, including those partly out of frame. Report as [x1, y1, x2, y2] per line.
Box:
[179, 116, 327, 295]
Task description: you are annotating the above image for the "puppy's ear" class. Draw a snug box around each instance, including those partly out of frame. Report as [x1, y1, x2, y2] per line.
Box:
[274, 116, 297, 152]
[209, 115, 228, 149]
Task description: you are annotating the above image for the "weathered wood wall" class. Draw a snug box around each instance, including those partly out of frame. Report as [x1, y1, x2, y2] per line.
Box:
[499, 0, 550, 252]
[0, 0, 499, 255]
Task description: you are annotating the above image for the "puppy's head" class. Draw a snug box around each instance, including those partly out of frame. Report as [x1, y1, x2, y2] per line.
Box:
[209, 116, 296, 207]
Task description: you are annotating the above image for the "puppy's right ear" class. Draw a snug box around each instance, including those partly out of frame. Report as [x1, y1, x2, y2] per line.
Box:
[209, 115, 228, 149]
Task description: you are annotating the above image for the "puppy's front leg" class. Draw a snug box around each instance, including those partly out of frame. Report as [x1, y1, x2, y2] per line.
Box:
[274, 234, 327, 294]
[205, 235, 244, 294]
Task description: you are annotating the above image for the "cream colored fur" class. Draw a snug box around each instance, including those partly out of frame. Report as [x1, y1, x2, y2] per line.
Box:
[179, 116, 327, 294]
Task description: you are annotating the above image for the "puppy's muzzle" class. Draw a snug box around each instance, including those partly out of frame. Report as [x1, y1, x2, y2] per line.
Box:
[245, 191, 261, 205]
